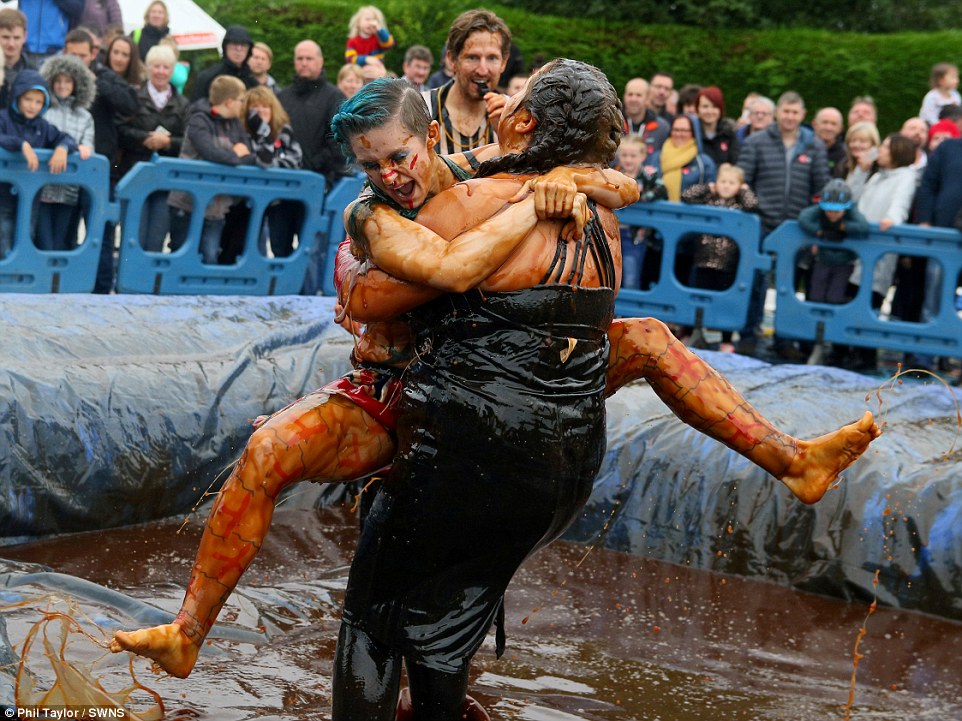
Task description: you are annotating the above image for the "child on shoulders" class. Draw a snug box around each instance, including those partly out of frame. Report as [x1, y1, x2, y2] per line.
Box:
[345, 6, 395, 69]
[919, 62, 961, 127]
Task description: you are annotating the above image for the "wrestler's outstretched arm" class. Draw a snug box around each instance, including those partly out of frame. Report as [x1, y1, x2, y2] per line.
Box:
[109, 389, 399, 677]
[606, 317, 881, 504]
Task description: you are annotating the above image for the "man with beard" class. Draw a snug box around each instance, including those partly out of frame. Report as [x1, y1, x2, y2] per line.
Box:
[421, 9, 509, 156]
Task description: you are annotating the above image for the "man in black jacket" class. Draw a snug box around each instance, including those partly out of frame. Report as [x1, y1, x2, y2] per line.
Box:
[277, 40, 347, 294]
[190, 25, 258, 103]
[277, 40, 347, 188]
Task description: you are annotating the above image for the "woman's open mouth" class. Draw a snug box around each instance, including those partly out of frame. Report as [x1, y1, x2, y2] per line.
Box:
[390, 180, 417, 205]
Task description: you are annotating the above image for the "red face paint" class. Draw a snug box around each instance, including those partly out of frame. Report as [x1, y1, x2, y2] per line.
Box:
[410, 154, 418, 169]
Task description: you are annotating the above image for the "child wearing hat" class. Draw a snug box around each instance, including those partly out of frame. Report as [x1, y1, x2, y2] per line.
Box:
[798, 178, 870, 366]
[798, 178, 870, 305]
[37, 54, 96, 251]
[0, 68, 79, 259]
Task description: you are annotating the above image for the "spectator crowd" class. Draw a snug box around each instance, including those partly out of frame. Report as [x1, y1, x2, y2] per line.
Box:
[1, 2, 960, 378]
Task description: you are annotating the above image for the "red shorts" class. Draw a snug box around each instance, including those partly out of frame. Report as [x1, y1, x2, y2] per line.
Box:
[325, 367, 403, 432]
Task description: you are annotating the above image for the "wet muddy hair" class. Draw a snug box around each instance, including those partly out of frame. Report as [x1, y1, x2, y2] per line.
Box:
[330, 77, 431, 162]
[476, 58, 623, 178]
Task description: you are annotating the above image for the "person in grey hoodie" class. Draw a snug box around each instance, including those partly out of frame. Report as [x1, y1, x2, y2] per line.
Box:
[37, 52, 95, 250]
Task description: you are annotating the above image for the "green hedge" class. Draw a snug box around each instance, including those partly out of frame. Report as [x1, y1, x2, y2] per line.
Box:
[194, 0, 962, 134]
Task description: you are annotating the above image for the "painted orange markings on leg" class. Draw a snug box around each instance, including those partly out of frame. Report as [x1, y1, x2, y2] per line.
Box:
[285, 415, 331, 446]
[723, 411, 765, 448]
[666, 344, 704, 385]
[217, 492, 252, 537]
[211, 547, 252, 581]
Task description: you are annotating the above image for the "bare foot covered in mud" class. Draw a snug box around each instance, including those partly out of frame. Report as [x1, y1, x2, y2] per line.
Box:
[779, 411, 882, 504]
[109, 623, 200, 678]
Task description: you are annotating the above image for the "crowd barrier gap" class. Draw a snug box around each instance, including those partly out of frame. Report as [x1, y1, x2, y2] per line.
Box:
[114, 157, 328, 295]
[612, 200, 768, 329]
[0, 149, 116, 293]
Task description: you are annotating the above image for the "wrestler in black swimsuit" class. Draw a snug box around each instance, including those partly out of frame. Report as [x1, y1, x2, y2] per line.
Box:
[338, 203, 616, 698]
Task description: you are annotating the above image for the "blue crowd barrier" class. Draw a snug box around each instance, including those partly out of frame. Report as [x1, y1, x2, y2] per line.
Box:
[114, 157, 327, 295]
[764, 221, 962, 358]
[613, 200, 768, 328]
[318, 173, 367, 297]
[0, 149, 116, 293]
[6, 148, 962, 364]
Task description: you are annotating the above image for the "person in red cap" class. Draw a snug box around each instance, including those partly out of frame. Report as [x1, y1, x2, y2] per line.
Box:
[927, 117, 961, 153]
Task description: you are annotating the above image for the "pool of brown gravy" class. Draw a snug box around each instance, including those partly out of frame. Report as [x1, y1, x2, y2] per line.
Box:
[2, 503, 961, 720]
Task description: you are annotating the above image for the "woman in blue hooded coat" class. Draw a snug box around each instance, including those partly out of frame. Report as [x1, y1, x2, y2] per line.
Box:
[0, 68, 78, 257]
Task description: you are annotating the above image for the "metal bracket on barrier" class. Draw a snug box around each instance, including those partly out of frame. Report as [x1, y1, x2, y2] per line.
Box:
[0, 149, 115, 293]
[613, 200, 769, 328]
[764, 221, 962, 357]
[319, 174, 366, 297]
[114, 157, 327, 295]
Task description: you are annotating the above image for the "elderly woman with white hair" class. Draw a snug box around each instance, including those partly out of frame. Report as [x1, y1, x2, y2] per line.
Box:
[117, 42, 190, 251]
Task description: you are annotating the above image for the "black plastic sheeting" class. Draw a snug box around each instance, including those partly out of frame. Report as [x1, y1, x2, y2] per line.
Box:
[1, 294, 961, 622]
[568, 354, 962, 622]
[0, 293, 354, 543]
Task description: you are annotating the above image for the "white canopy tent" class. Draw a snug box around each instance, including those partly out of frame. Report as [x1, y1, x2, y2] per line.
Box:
[119, 0, 226, 51]
[0, 0, 226, 51]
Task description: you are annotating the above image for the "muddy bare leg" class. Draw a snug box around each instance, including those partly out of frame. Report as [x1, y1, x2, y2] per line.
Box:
[109, 392, 396, 677]
[605, 318, 880, 503]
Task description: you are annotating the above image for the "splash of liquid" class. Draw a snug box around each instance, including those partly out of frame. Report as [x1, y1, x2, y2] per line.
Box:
[351, 476, 382, 513]
[176, 450, 241, 536]
[868, 363, 961, 458]
[521, 489, 627, 623]
[6, 597, 164, 718]
[842, 569, 881, 720]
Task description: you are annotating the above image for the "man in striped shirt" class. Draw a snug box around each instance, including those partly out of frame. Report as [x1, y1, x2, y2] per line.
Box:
[421, 9, 509, 157]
